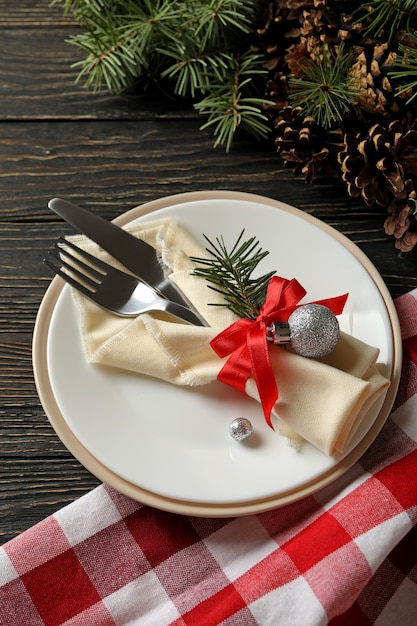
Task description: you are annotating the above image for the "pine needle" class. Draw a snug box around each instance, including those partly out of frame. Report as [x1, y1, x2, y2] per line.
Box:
[391, 32, 417, 104]
[190, 230, 275, 319]
[289, 43, 358, 130]
[52, 0, 270, 149]
[359, 0, 417, 41]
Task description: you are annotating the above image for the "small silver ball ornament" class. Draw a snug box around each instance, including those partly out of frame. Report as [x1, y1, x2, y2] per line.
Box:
[229, 417, 253, 441]
[288, 304, 340, 358]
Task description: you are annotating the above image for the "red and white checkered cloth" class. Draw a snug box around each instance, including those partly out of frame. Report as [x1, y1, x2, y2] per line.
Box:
[1, 292, 417, 626]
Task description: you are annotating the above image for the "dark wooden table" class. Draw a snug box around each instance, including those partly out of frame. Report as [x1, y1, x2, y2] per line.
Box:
[1, 1, 416, 545]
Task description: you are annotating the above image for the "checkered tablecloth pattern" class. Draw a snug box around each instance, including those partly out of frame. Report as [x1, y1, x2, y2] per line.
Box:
[1, 292, 417, 625]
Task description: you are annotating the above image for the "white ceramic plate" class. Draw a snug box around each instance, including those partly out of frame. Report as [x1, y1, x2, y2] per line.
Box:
[33, 191, 402, 516]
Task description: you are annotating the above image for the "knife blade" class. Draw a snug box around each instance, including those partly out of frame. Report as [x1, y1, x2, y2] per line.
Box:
[48, 197, 208, 327]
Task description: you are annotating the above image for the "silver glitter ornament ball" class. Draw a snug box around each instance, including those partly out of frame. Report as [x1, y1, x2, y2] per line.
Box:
[229, 417, 253, 441]
[288, 304, 340, 358]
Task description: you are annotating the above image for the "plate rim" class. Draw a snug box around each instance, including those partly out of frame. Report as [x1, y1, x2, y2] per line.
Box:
[33, 190, 402, 516]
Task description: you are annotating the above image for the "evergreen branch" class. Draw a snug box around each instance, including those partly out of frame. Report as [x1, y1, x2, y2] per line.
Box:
[197, 96, 272, 150]
[359, 0, 417, 41]
[66, 1, 185, 92]
[288, 44, 358, 129]
[390, 32, 417, 104]
[192, 0, 256, 48]
[52, 0, 267, 148]
[119, 1, 184, 54]
[195, 51, 273, 150]
[70, 30, 142, 92]
[159, 50, 232, 98]
[190, 230, 275, 320]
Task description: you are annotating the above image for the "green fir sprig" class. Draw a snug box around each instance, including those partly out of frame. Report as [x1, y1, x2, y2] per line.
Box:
[391, 32, 417, 104]
[190, 230, 275, 320]
[194, 51, 272, 151]
[289, 44, 358, 130]
[51, 0, 271, 150]
[360, 0, 417, 41]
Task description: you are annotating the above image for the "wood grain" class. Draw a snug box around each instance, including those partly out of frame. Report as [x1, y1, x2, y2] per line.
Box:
[0, 0, 416, 544]
[0, 0, 76, 25]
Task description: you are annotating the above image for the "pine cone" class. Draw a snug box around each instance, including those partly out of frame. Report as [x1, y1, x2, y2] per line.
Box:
[384, 182, 417, 252]
[254, 1, 417, 250]
[281, 2, 364, 74]
[338, 119, 417, 207]
[349, 41, 415, 118]
[274, 106, 344, 182]
[299, 0, 360, 44]
[255, 0, 307, 101]
[285, 41, 311, 77]
[255, 1, 304, 58]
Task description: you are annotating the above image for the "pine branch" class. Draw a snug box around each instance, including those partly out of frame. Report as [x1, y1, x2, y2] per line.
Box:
[65, 1, 183, 92]
[159, 48, 232, 98]
[191, 0, 255, 48]
[390, 32, 417, 104]
[54, 0, 260, 93]
[288, 44, 358, 129]
[359, 0, 417, 41]
[190, 230, 275, 320]
[195, 51, 273, 150]
[53, 0, 270, 148]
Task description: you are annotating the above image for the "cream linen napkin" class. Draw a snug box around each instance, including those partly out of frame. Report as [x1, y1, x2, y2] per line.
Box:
[69, 216, 390, 456]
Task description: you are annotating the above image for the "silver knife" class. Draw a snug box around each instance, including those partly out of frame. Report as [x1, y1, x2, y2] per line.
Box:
[48, 197, 208, 327]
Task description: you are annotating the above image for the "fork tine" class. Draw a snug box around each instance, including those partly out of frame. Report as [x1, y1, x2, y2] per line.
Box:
[56, 237, 111, 275]
[55, 240, 104, 284]
[43, 253, 98, 298]
[50, 249, 101, 290]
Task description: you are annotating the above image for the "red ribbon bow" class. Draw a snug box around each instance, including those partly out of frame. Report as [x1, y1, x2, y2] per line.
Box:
[210, 276, 348, 428]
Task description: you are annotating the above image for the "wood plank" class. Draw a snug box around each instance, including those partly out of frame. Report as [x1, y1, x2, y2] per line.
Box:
[0, 0, 199, 121]
[0, 119, 415, 297]
[0, 25, 193, 120]
[0, 0, 77, 26]
[0, 457, 100, 543]
[0, 119, 300, 220]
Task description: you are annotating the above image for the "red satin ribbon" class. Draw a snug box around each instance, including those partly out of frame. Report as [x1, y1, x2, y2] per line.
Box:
[210, 276, 348, 428]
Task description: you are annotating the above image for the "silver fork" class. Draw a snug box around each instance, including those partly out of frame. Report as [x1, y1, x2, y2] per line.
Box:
[44, 238, 203, 324]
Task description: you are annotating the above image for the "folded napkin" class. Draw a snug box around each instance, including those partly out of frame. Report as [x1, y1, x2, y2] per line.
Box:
[70, 217, 389, 455]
